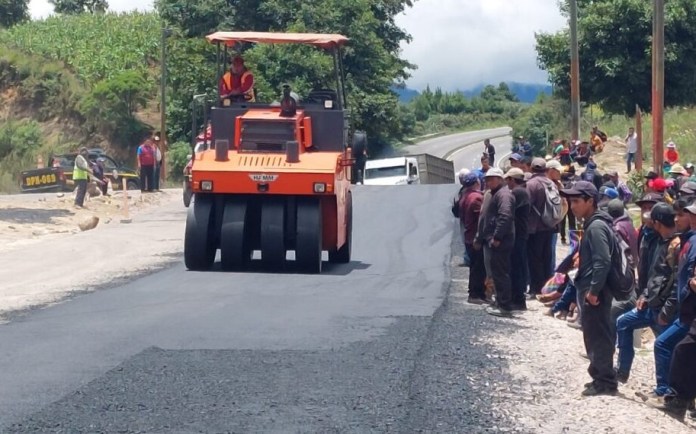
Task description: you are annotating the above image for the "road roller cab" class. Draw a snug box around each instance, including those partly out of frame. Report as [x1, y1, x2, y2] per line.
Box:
[185, 32, 354, 273]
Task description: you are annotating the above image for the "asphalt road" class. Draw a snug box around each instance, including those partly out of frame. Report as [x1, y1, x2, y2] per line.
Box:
[1, 128, 520, 432]
[402, 126, 513, 173]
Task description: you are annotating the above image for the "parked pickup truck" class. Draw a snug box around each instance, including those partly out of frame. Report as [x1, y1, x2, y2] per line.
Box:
[20, 150, 140, 193]
[362, 154, 455, 185]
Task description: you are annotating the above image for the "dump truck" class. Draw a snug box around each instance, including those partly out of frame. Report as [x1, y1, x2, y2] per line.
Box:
[184, 32, 355, 274]
[363, 154, 454, 185]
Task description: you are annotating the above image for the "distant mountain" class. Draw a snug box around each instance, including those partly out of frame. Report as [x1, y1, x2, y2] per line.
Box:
[394, 82, 552, 104]
[462, 82, 552, 103]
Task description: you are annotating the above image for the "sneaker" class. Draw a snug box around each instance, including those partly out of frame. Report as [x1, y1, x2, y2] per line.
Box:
[467, 296, 487, 305]
[486, 306, 513, 318]
[646, 395, 689, 419]
[581, 383, 617, 397]
[615, 369, 629, 384]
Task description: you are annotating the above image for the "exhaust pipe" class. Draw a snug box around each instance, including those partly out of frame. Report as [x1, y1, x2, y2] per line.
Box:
[286, 140, 300, 163]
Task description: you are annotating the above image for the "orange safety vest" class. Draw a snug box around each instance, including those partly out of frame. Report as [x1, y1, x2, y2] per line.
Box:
[220, 71, 255, 102]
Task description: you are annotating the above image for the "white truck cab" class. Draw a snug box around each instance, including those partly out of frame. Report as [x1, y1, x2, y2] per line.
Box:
[363, 157, 420, 185]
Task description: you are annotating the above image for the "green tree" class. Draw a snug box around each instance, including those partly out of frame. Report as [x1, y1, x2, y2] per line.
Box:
[80, 70, 149, 148]
[536, 0, 696, 115]
[0, 0, 29, 27]
[157, 0, 415, 150]
[49, 0, 108, 14]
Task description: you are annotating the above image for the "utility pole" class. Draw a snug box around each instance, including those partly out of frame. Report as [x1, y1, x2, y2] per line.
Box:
[652, 0, 665, 176]
[636, 105, 643, 172]
[569, 0, 581, 141]
[160, 26, 172, 183]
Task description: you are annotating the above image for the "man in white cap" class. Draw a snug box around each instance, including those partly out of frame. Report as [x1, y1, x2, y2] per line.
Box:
[505, 167, 530, 310]
[475, 168, 516, 317]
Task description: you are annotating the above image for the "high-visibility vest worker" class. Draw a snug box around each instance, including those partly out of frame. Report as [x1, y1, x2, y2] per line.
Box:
[219, 56, 255, 102]
[73, 149, 90, 180]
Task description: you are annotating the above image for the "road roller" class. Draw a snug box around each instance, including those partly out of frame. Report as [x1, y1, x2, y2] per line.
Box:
[184, 32, 354, 273]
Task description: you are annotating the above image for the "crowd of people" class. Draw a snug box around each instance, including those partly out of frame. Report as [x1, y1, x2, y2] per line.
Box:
[454, 132, 696, 419]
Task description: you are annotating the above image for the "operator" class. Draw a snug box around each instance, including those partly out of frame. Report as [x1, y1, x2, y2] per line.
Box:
[219, 56, 255, 103]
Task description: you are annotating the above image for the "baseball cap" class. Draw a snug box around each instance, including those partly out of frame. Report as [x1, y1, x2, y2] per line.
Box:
[607, 199, 625, 219]
[680, 181, 696, 195]
[667, 141, 677, 149]
[457, 168, 471, 185]
[531, 157, 547, 171]
[462, 172, 480, 187]
[599, 186, 619, 199]
[670, 163, 687, 175]
[685, 202, 696, 215]
[645, 171, 659, 180]
[546, 160, 562, 172]
[484, 168, 504, 178]
[651, 202, 676, 226]
[509, 153, 523, 162]
[635, 192, 664, 206]
[504, 167, 525, 180]
[686, 163, 694, 170]
[561, 180, 598, 200]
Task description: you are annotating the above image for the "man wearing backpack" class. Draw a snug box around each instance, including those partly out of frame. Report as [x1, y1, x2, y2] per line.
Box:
[560, 181, 618, 396]
[615, 202, 679, 384]
[526, 158, 560, 298]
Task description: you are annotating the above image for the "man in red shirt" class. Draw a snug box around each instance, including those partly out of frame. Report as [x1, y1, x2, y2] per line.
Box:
[219, 56, 255, 103]
[137, 134, 157, 192]
[459, 172, 486, 304]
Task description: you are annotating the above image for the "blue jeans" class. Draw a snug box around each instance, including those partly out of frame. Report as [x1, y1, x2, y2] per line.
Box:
[552, 281, 576, 313]
[626, 152, 636, 171]
[616, 308, 665, 375]
[654, 319, 689, 395]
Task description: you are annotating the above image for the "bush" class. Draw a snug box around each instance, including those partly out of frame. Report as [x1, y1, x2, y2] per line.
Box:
[167, 141, 191, 182]
[0, 119, 43, 159]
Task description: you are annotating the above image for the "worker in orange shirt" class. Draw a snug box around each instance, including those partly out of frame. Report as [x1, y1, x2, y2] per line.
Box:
[219, 56, 255, 103]
[665, 141, 680, 166]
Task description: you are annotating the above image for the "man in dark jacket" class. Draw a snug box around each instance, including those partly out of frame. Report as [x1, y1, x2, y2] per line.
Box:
[615, 203, 679, 383]
[475, 168, 516, 317]
[648, 203, 696, 417]
[505, 167, 530, 310]
[459, 173, 486, 304]
[561, 181, 617, 396]
[526, 158, 558, 297]
[484, 138, 495, 166]
[646, 201, 696, 399]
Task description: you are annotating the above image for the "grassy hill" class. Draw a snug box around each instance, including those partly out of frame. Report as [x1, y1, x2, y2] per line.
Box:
[0, 12, 162, 191]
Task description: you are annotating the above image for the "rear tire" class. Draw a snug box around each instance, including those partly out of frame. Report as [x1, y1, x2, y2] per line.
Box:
[296, 197, 323, 273]
[184, 194, 216, 270]
[260, 198, 286, 270]
[126, 179, 139, 190]
[329, 192, 352, 264]
[220, 197, 252, 270]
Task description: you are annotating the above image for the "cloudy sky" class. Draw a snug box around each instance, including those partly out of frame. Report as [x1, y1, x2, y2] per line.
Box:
[29, 0, 566, 91]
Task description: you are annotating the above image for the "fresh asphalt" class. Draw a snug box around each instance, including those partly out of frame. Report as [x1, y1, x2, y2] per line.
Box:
[1, 131, 515, 432]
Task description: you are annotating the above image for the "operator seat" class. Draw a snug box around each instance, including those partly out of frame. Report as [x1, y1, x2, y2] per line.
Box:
[306, 89, 338, 107]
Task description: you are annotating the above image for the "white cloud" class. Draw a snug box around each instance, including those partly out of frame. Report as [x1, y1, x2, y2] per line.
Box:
[29, 0, 153, 19]
[396, 0, 566, 91]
